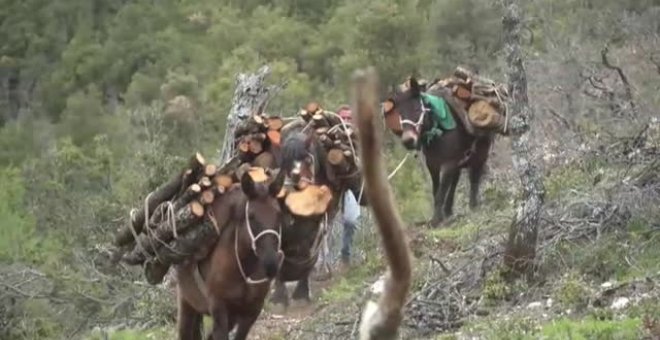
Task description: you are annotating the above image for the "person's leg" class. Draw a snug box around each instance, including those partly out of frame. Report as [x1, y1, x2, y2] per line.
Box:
[340, 220, 356, 264]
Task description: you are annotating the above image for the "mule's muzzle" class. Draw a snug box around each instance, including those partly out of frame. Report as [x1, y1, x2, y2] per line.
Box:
[263, 254, 279, 279]
[401, 130, 419, 150]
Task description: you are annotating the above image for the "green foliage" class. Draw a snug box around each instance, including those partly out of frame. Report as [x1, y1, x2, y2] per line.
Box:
[539, 317, 642, 340]
[554, 272, 591, 310]
[0, 167, 36, 261]
[483, 267, 511, 304]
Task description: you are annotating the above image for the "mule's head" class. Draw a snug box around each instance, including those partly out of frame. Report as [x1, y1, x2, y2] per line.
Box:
[281, 131, 318, 188]
[239, 170, 285, 279]
[383, 77, 428, 150]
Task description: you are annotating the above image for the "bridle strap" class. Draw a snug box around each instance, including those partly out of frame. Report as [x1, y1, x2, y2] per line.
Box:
[399, 98, 430, 134]
[235, 201, 284, 285]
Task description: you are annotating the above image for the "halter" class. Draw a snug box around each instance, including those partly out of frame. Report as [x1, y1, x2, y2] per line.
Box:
[399, 97, 431, 135]
[235, 201, 284, 285]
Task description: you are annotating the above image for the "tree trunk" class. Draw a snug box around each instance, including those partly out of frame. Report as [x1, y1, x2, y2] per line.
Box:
[218, 65, 275, 164]
[502, 1, 546, 278]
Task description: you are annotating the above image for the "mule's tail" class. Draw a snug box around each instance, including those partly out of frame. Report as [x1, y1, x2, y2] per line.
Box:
[353, 68, 413, 340]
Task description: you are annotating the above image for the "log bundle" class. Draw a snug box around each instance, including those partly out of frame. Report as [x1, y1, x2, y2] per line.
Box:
[234, 113, 284, 168]
[113, 151, 254, 285]
[301, 103, 361, 183]
[430, 66, 510, 133]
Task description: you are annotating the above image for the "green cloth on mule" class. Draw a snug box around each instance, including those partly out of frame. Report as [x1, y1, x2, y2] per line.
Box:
[420, 93, 456, 146]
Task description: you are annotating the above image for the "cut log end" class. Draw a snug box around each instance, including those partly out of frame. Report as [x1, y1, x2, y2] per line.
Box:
[215, 175, 234, 189]
[200, 190, 215, 205]
[328, 149, 346, 166]
[190, 201, 205, 217]
[199, 176, 212, 188]
[247, 167, 269, 183]
[204, 164, 217, 178]
[284, 185, 333, 216]
[267, 117, 284, 131]
[468, 100, 503, 128]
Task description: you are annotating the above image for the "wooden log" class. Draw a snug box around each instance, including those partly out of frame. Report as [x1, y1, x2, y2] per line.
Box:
[267, 116, 284, 131]
[204, 164, 217, 178]
[315, 127, 330, 135]
[121, 201, 206, 264]
[214, 174, 234, 189]
[238, 140, 250, 153]
[146, 183, 202, 230]
[199, 176, 212, 189]
[312, 113, 329, 127]
[114, 152, 205, 247]
[248, 139, 263, 154]
[469, 94, 503, 110]
[284, 185, 333, 217]
[453, 66, 496, 86]
[319, 134, 333, 149]
[144, 259, 171, 285]
[251, 151, 276, 169]
[148, 220, 220, 267]
[328, 148, 351, 173]
[468, 100, 504, 129]
[218, 155, 242, 175]
[200, 189, 215, 205]
[266, 130, 281, 146]
[453, 85, 472, 100]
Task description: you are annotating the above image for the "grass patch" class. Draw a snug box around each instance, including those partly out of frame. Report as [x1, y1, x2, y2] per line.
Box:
[85, 327, 175, 340]
[318, 250, 384, 303]
[464, 315, 643, 340]
[539, 316, 643, 339]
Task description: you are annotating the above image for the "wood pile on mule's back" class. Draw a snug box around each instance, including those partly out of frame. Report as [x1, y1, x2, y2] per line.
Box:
[429, 66, 510, 134]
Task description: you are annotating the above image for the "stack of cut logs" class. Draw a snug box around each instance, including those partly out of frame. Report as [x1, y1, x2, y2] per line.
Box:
[300, 102, 360, 184]
[113, 152, 245, 284]
[430, 66, 509, 133]
[234, 113, 284, 169]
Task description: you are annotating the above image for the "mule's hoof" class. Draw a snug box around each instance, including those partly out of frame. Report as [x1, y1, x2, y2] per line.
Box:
[414, 220, 428, 227]
[290, 297, 312, 308]
[311, 270, 332, 282]
[269, 302, 288, 315]
[427, 218, 445, 229]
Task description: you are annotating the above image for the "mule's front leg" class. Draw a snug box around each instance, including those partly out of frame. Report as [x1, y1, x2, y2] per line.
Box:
[469, 163, 485, 210]
[232, 312, 260, 340]
[430, 168, 458, 228]
[177, 294, 202, 340]
[269, 278, 289, 310]
[208, 300, 230, 340]
[291, 275, 311, 306]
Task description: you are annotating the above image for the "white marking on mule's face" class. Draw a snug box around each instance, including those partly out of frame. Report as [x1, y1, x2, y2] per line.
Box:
[291, 161, 302, 176]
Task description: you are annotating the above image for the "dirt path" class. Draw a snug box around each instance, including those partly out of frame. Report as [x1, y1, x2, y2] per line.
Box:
[250, 275, 342, 339]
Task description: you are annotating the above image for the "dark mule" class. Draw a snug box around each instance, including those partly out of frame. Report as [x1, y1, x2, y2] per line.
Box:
[384, 77, 494, 227]
[269, 127, 343, 309]
[175, 171, 285, 340]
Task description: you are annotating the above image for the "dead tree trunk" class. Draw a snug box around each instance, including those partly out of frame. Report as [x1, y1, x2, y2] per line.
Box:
[218, 65, 274, 164]
[502, 1, 546, 278]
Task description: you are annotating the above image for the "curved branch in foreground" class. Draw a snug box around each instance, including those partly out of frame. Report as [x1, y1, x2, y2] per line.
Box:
[353, 67, 412, 340]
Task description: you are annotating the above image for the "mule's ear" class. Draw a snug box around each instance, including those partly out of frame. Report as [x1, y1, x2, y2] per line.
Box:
[268, 169, 286, 197]
[409, 77, 421, 97]
[240, 172, 258, 199]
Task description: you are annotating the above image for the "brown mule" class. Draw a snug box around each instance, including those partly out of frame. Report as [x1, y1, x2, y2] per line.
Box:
[175, 171, 285, 340]
[384, 77, 494, 228]
[269, 128, 344, 309]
